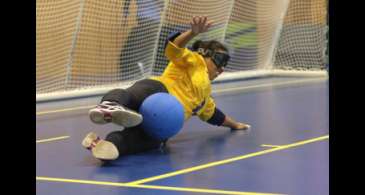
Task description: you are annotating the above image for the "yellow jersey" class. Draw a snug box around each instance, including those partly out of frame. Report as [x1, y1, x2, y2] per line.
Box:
[151, 41, 216, 122]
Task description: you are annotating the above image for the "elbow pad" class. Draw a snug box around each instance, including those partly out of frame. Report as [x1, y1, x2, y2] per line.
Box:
[164, 31, 181, 49]
[207, 108, 226, 126]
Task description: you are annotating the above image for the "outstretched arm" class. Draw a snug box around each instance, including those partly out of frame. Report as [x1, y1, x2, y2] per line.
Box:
[199, 98, 250, 131]
[172, 16, 213, 48]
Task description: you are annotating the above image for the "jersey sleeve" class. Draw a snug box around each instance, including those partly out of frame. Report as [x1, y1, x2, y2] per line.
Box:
[164, 32, 197, 68]
[198, 97, 226, 126]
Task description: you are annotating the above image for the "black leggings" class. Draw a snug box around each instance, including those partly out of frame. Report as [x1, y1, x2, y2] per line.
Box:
[102, 79, 168, 156]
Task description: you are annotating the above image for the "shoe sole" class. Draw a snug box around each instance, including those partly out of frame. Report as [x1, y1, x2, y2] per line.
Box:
[81, 132, 97, 148]
[112, 109, 143, 127]
[82, 132, 119, 160]
[89, 109, 142, 127]
[89, 110, 110, 124]
[92, 140, 119, 160]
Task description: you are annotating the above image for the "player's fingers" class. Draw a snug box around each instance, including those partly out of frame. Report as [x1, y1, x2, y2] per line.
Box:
[193, 16, 198, 25]
[202, 16, 207, 25]
[197, 16, 201, 25]
[196, 16, 201, 25]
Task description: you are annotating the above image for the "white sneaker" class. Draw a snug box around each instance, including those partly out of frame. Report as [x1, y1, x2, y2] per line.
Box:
[82, 132, 119, 160]
[88, 101, 143, 127]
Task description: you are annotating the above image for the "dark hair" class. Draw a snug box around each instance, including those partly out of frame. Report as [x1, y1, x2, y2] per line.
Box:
[191, 40, 228, 56]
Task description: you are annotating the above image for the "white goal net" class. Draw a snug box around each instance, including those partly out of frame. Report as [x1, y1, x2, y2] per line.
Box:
[36, 0, 328, 101]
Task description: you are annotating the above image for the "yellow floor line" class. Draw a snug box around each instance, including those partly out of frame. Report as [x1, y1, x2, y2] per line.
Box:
[36, 176, 285, 195]
[260, 144, 282, 148]
[126, 135, 329, 185]
[36, 136, 70, 143]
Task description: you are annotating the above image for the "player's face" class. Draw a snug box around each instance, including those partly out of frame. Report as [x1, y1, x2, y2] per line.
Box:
[206, 49, 226, 81]
[206, 57, 224, 81]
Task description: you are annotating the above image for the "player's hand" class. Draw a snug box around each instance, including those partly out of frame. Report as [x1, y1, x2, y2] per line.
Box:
[190, 16, 213, 35]
[231, 122, 251, 131]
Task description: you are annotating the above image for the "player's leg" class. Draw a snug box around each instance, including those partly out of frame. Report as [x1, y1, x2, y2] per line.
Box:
[105, 127, 163, 155]
[88, 89, 143, 127]
[89, 79, 167, 127]
[83, 127, 162, 160]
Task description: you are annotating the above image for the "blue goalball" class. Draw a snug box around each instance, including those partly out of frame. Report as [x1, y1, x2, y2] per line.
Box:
[139, 93, 185, 141]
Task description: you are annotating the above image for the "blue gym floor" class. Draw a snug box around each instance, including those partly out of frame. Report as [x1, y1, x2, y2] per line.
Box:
[36, 77, 329, 195]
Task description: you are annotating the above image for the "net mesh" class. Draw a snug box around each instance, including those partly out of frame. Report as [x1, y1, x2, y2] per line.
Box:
[273, 0, 328, 70]
[36, 0, 328, 97]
